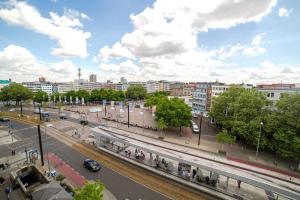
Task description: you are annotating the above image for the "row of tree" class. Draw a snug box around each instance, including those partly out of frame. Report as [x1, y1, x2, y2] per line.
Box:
[0, 83, 148, 104]
[210, 86, 300, 161]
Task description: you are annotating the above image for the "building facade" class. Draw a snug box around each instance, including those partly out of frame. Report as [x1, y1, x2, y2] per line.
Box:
[159, 80, 170, 92]
[22, 81, 56, 95]
[256, 83, 300, 104]
[115, 83, 129, 91]
[89, 74, 97, 82]
[146, 81, 160, 94]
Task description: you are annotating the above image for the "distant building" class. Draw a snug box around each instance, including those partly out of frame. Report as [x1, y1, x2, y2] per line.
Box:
[38, 77, 46, 83]
[120, 77, 127, 84]
[169, 82, 194, 96]
[256, 83, 300, 104]
[107, 80, 113, 84]
[146, 80, 160, 94]
[192, 82, 230, 116]
[57, 80, 101, 93]
[159, 80, 170, 92]
[22, 81, 56, 95]
[115, 83, 129, 91]
[128, 81, 147, 91]
[89, 74, 97, 82]
[192, 82, 210, 115]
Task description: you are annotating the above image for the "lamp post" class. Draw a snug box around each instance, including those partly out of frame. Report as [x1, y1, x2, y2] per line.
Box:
[256, 121, 263, 157]
[198, 114, 203, 146]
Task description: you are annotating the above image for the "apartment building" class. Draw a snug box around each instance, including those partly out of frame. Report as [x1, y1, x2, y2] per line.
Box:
[22, 81, 57, 95]
[257, 83, 300, 103]
[146, 80, 160, 94]
[159, 80, 170, 92]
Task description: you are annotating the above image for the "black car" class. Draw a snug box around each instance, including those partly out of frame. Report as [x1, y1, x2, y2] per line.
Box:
[83, 159, 101, 172]
[59, 113, 67, 119]
[0, 117, 10, 122]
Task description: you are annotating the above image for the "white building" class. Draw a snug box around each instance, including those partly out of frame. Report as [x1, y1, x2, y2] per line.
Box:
[22, 81, 56, 95]
[258, 88, 300, 104]
[115, 83, 129, 91]
[57, 80, 102, 93]
[192, 82, 210, 115]
[146, 81, 160, 94]
[89, 74, 97, 82]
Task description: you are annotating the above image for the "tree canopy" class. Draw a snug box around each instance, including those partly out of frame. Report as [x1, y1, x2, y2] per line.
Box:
[126, 85, 147, 100]
[74, 180, 105, 200]
[0, 83, 32, 104]
[210, 86, 300, 160]
[156, 97, 191, 128]
[33, 90, 48, 103]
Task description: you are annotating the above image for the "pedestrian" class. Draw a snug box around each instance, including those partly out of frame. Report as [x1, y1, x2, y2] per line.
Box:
[237, 180, 242, 188]
[5, 186, 12, 200]
[128, 150, 131, 158]
[11, 150, 14, 156]
[192, 169, 196, 179]
[125, 150, 128, 157]
[5, 160, 10, 169]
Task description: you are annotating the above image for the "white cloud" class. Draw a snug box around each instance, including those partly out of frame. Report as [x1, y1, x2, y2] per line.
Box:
[96, 0, 277, 82]
[97, 42, 135, 62]
[0, 1, 90, 58]
[0, 45, 79, 82]
[278, 8, 290, 17]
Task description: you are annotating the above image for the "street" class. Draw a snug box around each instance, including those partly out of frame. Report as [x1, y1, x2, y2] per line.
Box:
[0, 120, 170, 200]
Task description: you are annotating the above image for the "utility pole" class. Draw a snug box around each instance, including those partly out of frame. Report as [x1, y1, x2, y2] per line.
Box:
[127, 102, 130, 128]
[198, 114, 203, 146]
[37, 125, 44, 166]
[20, 99, 23, 117]
[39, 106, 42, 121]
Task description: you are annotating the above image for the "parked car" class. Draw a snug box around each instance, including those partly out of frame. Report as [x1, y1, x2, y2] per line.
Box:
[79, 115, 88, 125]
[192, 113, 198, 118]
[59, 113, 67, 119]
[192, 124, 199, 133]
[83, 159, 101, 172]
[0, 117, 10, 122]
[9, 108, 16, 112]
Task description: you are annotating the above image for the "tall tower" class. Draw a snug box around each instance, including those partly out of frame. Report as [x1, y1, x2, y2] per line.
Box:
[78, 67, 81, 82]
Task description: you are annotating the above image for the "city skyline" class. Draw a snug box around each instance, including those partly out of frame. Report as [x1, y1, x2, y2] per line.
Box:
[0, 0, 300, 84]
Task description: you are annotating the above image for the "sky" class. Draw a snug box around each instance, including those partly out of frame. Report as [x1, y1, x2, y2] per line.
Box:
[0, 0, 299, 85]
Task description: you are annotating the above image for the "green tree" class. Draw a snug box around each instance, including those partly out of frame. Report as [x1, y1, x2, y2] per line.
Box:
[51, 92, 61, 102]
[157, 118, 167, 138]
[126, 85, 147, 100]
[1, 83, 32, 105]
[76, 89, 90, 101]
[209, 86, 270, 146]
[0, 85, 11, 104]
[33, 90, 48, 103]
[216, 129, 236, 150]
[74, 180, 105, 200]
[156, 97, 191, 131]
[268, 94, 300, 160]
[65, 90, 76, 102]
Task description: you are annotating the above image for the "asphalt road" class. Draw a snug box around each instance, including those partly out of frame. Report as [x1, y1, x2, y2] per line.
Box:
[0, 120, 170, 200]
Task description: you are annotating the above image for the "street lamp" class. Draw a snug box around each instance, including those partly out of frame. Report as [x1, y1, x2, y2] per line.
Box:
[256, 121, 263, 157]
[45, 124, 53, 172]
[198, 114, 203, 146]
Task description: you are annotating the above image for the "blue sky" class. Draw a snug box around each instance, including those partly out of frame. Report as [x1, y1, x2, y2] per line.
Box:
[0, 0, 299, 84]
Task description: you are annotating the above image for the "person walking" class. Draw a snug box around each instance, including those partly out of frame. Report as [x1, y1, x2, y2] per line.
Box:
[5, 186, 12, 200]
